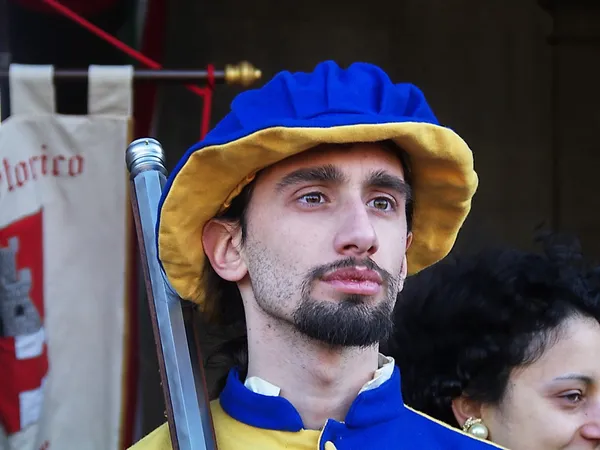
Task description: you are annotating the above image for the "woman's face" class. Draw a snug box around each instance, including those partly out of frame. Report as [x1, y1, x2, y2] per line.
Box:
[481, 316, 600, 450]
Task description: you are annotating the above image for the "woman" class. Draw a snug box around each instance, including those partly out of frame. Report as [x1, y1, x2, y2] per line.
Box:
[387, 237, 600, 449]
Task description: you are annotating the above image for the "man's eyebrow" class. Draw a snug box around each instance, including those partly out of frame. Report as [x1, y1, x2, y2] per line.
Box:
[366, 170, 412, 200]
[275, 164, 347, 192]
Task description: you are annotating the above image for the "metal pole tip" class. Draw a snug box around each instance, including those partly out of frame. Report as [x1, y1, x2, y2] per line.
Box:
[126, 137, 167, 176]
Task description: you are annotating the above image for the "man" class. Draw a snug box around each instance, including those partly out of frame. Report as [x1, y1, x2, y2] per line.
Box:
[131, 61, 505, 449]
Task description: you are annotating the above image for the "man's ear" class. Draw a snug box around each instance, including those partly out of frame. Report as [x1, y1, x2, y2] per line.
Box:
[451, 395, 483, 428]
[202, 218, 247, 282]
[398, 232, 413, 288]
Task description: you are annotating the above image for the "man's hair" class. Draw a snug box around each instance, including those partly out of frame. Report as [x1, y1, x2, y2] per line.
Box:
[200, 140, 414, 395]
[385, 234, 600, 427]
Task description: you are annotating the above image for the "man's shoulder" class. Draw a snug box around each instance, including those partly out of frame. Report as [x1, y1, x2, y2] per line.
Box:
[398, 405, 507, 449]
[127, 399, 236, 450]
[127, 422, 171, 450]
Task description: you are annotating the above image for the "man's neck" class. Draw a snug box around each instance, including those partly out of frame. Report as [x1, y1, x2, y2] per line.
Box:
[244, 314, 381, 430]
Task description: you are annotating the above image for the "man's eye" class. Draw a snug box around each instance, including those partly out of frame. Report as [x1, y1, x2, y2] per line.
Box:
[368, 197, 395, 211]
[299, 193, 325, 204]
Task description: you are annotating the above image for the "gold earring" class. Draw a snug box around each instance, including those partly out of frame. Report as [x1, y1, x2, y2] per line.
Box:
[462, 417, 489, 440]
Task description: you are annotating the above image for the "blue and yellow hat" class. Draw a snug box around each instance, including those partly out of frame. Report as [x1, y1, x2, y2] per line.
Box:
[157, 61, 478, 308]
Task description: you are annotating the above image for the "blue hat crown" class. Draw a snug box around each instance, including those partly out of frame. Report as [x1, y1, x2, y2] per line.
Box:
[203, 61, 440, 146]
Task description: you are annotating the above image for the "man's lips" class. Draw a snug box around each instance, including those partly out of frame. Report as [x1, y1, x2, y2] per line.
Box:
[320, 267, 383, 296]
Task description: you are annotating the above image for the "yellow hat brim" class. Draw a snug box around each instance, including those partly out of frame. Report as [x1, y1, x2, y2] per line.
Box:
[158, 122, 478, 307]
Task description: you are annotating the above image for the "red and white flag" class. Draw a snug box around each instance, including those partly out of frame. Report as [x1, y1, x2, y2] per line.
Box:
[0, 65, 138, 450]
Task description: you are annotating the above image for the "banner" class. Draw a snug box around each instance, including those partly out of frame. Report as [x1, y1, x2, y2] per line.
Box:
[0, 64, 137, 450]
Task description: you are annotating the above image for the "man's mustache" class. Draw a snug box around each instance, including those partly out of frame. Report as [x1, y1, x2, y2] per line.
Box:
[305, 257, 394, 286]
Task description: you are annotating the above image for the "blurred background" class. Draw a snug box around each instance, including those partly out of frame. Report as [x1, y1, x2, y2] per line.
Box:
[1, 0, 599, 448]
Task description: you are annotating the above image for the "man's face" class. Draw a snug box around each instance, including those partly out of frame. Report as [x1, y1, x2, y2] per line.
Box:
[240, 142, 412, 347]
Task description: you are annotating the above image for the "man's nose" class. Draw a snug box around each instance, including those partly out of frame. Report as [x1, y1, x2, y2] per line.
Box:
[333, 200, 379, 258]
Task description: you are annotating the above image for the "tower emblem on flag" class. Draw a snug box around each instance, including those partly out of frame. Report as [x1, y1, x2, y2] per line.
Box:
[1, 237, 42, 337]
[0, 213, 48, 437]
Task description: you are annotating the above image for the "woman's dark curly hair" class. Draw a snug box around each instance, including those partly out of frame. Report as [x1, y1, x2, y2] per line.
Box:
[386, 233, 600, 428]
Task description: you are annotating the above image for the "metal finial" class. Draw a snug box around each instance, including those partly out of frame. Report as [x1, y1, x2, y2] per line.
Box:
[125, 137, 167, 177]
[224, 61, 262, 87]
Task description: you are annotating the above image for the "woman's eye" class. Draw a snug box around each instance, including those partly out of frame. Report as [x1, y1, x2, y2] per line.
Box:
[368, 197, 395, 211]
[560, 391, 583, 404]
[299, 193, 325, 204]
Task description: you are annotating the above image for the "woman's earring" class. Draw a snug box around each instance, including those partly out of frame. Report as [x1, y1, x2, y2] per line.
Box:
[462, 417, 489, 440]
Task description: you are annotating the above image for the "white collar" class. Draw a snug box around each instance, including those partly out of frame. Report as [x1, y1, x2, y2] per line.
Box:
[244, 353, 395, 397]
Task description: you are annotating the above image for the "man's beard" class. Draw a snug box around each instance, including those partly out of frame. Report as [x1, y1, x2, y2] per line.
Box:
[292, 257, 401, 348]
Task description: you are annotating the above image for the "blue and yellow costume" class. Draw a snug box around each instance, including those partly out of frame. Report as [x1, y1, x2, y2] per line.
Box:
[129, 61, 507, 449]
[132, 356, 505, 449]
